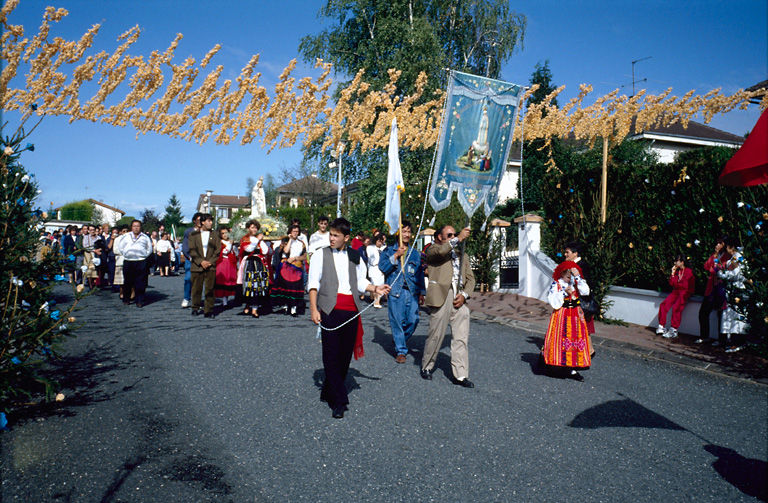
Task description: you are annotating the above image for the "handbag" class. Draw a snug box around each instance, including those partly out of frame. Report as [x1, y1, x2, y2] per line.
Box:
[580, 295, 600, 317]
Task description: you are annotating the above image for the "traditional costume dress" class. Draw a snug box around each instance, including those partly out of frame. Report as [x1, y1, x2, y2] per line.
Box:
[271, 238, 306, 314]
[542, 261, 592, 374]
[214, 239, 239, 301]
[238, 235, 271, 314]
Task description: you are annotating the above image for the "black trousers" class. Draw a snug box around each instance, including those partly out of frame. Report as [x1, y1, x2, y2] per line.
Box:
[699, 293, 724, 339]
[123, 259, 148, 303]
[320, 309, 358, 409]
[191, 268, 216, 314]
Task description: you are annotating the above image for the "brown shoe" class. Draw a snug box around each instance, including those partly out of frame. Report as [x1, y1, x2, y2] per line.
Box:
[395, 354, 407, 364]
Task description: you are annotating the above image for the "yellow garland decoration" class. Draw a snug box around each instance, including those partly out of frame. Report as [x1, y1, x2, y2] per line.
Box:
[1, 3, 766, 154]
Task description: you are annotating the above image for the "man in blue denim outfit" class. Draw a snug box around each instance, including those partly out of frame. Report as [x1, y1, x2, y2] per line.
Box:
[180, 213, 202, 308]
[378, 220, 426, 363]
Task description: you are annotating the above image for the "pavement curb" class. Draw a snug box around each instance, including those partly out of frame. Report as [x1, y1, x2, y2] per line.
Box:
[470, 311, 768, 387]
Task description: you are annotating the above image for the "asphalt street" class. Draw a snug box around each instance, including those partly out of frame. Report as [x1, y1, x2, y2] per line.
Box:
[1, 275, 766, 502]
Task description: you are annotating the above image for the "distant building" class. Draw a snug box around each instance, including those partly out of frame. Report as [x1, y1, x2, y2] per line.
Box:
[53, 199, 126, 227]
[276, 173, 337, 208]
[496, 119, 744, 204]
[195, 191, 250, 224]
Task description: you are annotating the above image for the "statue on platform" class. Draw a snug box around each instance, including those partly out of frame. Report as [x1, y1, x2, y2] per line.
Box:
[251, 176, 267, 218]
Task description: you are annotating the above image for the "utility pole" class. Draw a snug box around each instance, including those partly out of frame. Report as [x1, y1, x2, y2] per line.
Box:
[631, 56, 652, 96]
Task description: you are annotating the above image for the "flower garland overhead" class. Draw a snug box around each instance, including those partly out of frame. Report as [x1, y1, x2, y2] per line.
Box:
[1, 2, 766, 154]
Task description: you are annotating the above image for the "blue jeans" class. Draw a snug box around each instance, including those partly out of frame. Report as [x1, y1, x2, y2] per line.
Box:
[388, 291, 420, 356]
[184, 259, 192, 301]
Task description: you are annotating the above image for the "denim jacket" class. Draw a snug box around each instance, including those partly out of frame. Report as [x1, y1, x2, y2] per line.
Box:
[378, 244, 426, 298]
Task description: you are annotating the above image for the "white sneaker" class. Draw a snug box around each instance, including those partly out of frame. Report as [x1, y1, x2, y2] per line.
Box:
[663, 328, 678, 339]
[222, 298, 228, 307]
[725, 346, 744, 353]
[181, 299, 190, 308]
[290, 306, 297, 315]
[656, 326, 666, 335]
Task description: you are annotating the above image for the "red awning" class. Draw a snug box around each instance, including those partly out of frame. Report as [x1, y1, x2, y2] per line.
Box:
[719, 108, 768, 186]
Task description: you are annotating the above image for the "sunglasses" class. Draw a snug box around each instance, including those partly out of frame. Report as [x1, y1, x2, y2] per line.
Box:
[445, 232, 455, 237]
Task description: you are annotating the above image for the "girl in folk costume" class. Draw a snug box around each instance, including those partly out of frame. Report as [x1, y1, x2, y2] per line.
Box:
[214, 227, 239, 307]
[717, 240, 749, 353]
[541, 261, 591, 381]
[238, 220, 271, 318]
[271, 224, 307, 316]
[655, 254, 695, 339]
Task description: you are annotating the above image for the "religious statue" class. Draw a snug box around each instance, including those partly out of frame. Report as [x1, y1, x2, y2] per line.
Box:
[251, 176, 267, 218]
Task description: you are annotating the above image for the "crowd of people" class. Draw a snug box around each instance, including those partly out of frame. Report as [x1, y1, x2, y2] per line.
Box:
[35, 214, 753, 418]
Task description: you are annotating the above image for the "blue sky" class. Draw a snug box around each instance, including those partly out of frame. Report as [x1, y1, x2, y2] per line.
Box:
[4, 0, 766, 220]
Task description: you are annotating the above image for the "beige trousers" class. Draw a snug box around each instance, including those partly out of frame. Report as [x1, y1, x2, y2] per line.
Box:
[422, 287, 470, 379]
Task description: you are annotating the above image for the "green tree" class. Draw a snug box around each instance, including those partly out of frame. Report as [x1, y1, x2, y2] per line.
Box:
[519, 60, 560, 211]
[163, 194, 184, 231]
[140, 209, 162, 233]
[1, 128, 83, 420]
[58, 200, 93, 221]
[116, 215, 137, 227]
[245, 177, 256, 197]
[300, 1, 527, 231]
[264, 173, 277, 208]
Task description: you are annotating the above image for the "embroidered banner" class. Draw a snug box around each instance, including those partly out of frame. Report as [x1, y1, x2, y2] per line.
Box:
[429, 71, 523, 217]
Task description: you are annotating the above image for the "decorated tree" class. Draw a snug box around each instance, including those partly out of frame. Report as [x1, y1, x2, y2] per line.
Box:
[0, 120, 83, 426]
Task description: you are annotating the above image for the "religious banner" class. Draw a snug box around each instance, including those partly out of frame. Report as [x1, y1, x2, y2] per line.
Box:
[429, 71, 523, 217]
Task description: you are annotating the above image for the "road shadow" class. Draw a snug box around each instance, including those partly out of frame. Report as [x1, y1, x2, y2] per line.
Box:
[704, 444, 768, 500]
[371, 324, 396, 357]
[568, 398, 686, 431]
[312, 368, 381, 396]
[520, 353, 548, 376]
[569, 396, 767, 500]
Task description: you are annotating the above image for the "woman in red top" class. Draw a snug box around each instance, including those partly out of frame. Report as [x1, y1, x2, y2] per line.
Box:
[695, 238, 730, 344]
[656, 254, 695, 339]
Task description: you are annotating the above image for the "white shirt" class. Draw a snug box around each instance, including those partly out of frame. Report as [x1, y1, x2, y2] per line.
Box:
[116, 232, 153, 261]
[155, 239, 173, 254]
[200, 230, 210, 256]
[307, 247, 370, 295]
[308, 230, 330, 256]
[244, 236, 269, 254]
[287, 238, 305, 258]
[547, 275, 590, 309]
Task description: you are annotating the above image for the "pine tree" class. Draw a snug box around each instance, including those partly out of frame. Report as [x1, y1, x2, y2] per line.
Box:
[0, 124, 82, 424]
[163, 194, 184, 231]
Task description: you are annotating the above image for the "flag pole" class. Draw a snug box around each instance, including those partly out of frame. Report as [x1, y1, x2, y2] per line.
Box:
[398, 191, 405, 269]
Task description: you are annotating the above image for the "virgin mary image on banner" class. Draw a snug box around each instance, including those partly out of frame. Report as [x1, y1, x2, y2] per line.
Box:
[429, 71, 523, 217]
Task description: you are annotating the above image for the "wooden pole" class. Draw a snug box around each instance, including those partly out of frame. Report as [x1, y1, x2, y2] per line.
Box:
[601, 137, 608, 224]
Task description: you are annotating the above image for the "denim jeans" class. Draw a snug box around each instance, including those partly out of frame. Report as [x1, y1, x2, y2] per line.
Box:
[387, 291, 420, 356]
[184, 259, 192, 301]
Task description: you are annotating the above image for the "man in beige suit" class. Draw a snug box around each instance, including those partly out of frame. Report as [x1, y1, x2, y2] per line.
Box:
[189, 213, 222, 318]
[420, 224, 476, 387]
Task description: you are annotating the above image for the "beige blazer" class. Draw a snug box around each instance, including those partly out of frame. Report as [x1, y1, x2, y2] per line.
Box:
[424, 241, 475, 308]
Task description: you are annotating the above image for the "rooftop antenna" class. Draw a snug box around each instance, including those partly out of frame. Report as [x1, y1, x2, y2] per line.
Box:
[631, 56, 652, 97]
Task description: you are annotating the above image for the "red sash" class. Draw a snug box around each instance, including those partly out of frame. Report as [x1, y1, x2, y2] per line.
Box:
[334, 294, 364, 360]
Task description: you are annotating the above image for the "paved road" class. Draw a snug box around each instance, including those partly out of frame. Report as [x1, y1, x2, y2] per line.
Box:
[2, 276, 766, 502]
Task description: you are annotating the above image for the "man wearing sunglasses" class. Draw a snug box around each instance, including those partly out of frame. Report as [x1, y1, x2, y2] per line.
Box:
[420, 224, 475, 387]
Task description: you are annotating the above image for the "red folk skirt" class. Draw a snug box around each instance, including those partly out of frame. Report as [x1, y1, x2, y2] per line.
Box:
[542, 303, 591, 369]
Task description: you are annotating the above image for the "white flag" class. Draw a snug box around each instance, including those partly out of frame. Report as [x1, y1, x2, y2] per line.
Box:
[385, 118, 404, 235]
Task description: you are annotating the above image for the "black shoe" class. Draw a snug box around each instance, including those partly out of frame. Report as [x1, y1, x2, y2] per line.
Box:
[568, 371, 585, 382]
[452, 377, 475, 388]
[332, 406, 345, 419]
[191, 309, 201, 316]
[204, 312, 215, 318]
[135, 302, 143, 308]
[420, 368, 433, 380]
